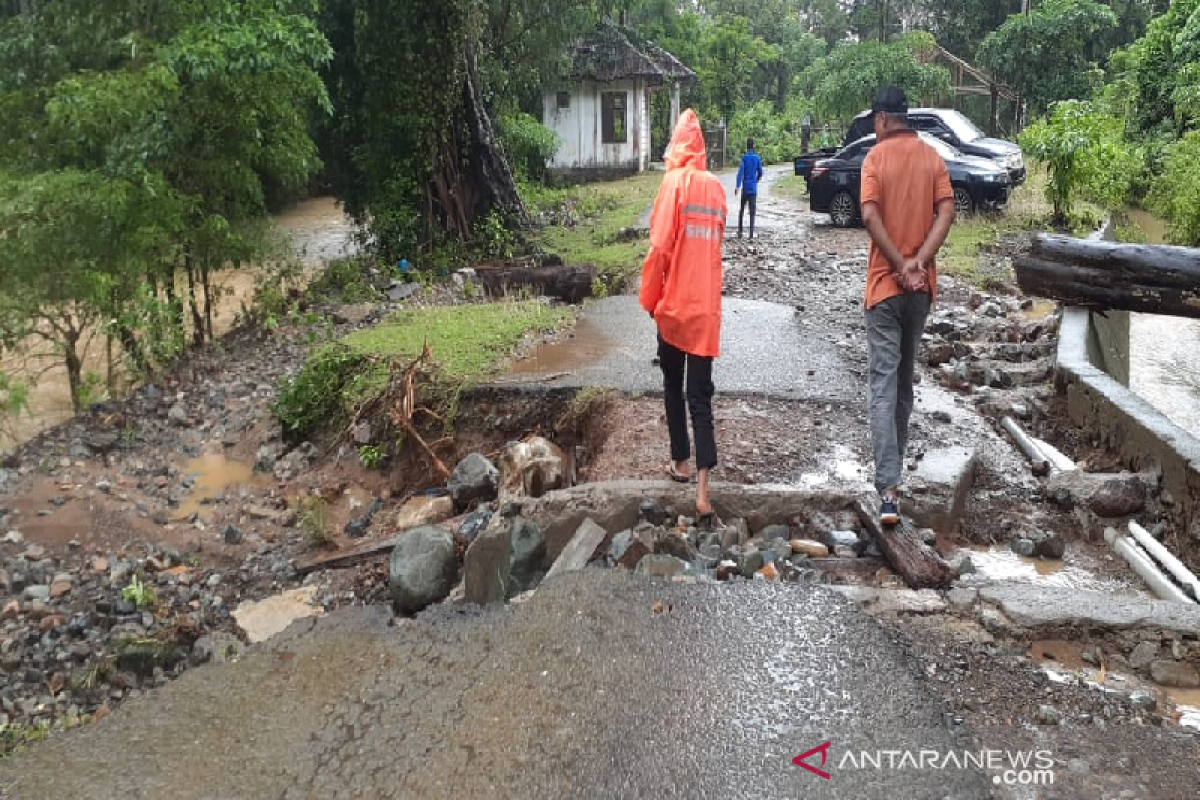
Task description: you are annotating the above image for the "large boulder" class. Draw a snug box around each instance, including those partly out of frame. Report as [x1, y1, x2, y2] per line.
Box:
[498, 437, 568, 502]
[448, 453, 499, 510]
[389, 526, 459, 615]
[508, 519, 547, 596]
[1047, 471, 1151, 518]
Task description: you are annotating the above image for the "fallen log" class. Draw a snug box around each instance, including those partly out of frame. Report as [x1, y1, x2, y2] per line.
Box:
[474, 260, 595, 303]
[294, 534, 404, 576]
[856, 498, 956, 589]
[1014, 234, 1200, 320]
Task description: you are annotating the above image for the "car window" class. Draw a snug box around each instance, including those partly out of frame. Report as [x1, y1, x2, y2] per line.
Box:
[939, 110, 986, 143]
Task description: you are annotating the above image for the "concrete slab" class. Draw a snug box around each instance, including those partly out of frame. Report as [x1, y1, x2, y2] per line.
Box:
[906, 445, 978, 535]
[497, 295, 858, 403]
[979, 583, 1200, 634]
[832, 586, 948, 614]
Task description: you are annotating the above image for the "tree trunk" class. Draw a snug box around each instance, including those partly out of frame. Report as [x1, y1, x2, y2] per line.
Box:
[460, 39, 527, 229]
[474, 261, 596, 303]
[1014, 234, 1200, 320]
[64, 330, 83, 413]
[202, 263, 214, 341]
[117, 325, 149, 377]
[186, 260, 204, 347]
[856, 497, 956, 589]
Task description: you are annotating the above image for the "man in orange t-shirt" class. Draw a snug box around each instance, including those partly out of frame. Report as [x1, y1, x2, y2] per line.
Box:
[859, 86, 955, 526]
[640, 109, 727, 526]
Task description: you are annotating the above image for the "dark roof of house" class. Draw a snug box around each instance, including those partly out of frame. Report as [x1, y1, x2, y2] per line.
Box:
[564, 24, 696, 85]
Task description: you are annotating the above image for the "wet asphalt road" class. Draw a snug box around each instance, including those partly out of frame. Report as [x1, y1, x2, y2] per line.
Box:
[498, 295, 859, 403]
[0, 571, 993, 799]
[640, 164, 793, 232]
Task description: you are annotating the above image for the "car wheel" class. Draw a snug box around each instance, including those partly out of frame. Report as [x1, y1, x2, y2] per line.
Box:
[830, 191, 857, 228]
[953, 186, 974, 217]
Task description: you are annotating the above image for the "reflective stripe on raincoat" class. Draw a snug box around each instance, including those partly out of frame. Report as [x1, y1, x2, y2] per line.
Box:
[638, 109, 727, 358]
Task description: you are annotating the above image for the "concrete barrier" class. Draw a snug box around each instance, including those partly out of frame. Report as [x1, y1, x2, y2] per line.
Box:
[1055, 305, 1200, 552]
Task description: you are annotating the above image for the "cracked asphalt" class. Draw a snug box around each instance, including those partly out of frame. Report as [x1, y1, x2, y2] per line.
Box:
[0, 571, 993, 800]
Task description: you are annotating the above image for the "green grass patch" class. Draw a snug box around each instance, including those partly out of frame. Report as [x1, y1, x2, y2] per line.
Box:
[939, 161, 1104, 289]
[343, 301, 571, 383]
[770, 174, 810, 204]
[526, 172, 662, 288]
[275, 299, 572, 442]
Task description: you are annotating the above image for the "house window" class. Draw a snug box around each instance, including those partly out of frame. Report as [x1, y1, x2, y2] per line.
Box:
[602, 91, 627, 144]
[556, 91, 570, 110]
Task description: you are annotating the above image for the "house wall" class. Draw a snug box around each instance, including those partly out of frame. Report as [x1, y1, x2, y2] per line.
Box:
[544, 79, 651, 176]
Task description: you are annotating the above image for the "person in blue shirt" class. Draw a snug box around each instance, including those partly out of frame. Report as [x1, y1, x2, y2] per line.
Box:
[734, 137, 764, 239]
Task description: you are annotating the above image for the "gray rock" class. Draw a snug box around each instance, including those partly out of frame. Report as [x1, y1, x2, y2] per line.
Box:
[639, 499, 669, 527]
[1090, 475, 1148, 517]
[1129, 641, 1159, 670]
[759, 524, 791, 541]
[946, 587, 978, 613]
[1149, 659, 1200, 688]
[255, 442, 285, 473]
[654, 531, 697, 562]
[736, 548, 765, 578]
[167, 404, 190, 427]
[1010, 538, 1036, 557]
[949, 551, 976, 577]
[448, 453, 500, 510]
[22, 584, 50, 601]
[223, 524, 244, 545]
[608, 529, 652, 570]
[389, 525, 460, 615]
[1036, 704, 1062, 725]
[824, 530, 860, 551]
[1128, 691, 1157, 712]
[508, 520, 546, 596]
[1030, 530, 1066, 559]
[833, 545, 858, 558]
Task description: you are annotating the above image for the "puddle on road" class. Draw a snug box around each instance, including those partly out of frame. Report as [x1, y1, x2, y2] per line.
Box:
[508, 318, 613, 376]
[174, 453, 270, 521]
[1031, 640, 1200, 732]
[799, 445, 869, 487]
[966, 546, 1135, 593]
[1019, 299, 1057, 322]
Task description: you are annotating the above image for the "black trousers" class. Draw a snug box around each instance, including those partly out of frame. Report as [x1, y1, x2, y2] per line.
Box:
[738, 192, 757, 237]
[658, 334, 717, 470]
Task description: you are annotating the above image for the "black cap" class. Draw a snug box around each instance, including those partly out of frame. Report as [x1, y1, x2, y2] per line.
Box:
[872, 86, 908, 114]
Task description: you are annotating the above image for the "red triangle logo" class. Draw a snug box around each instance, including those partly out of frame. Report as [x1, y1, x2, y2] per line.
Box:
[793, 741, 832, 780]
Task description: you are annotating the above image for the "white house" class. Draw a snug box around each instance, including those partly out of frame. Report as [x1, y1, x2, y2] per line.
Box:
[543, 24, 695, 180]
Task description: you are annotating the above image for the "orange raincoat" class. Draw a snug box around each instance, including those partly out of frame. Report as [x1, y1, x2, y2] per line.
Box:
[639, 109, 727, 358]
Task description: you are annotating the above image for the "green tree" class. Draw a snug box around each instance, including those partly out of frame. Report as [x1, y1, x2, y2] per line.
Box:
[1118, 0, 1200, 136]
[800, 32, 952, 123]
[1018, 99, 1136, 224]
[977, 0, 1118, 117]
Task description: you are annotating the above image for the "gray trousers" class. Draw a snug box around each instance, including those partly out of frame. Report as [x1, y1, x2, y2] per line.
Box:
[865, 293, 931, 494]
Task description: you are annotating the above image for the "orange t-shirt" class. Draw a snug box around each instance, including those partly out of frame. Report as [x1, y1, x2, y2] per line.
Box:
[859, 130, 953, 309]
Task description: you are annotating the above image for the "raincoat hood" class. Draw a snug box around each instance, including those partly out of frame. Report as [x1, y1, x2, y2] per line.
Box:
[664, 109, 707, 171]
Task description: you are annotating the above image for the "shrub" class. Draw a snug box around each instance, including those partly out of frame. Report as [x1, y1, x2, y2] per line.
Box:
[499, 112, 559, 183]
[274, 343, 368, 443]
[1148, 130, 1200, 246]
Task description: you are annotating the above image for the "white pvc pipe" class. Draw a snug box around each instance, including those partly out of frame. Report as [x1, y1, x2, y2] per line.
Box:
[1128, 520, 1200, 602]
[1001, 416, 1050, 475]
[1029, 435, 1077, 473]
[1104, 527, 1196, 604]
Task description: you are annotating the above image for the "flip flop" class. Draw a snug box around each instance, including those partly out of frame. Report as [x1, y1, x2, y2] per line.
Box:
[666, 464, 691, 483]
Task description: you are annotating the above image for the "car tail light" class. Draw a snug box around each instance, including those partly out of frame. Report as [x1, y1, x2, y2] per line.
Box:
[811, 166, 828, 179]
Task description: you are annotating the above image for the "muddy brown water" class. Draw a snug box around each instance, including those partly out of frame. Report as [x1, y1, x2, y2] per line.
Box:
[173, 453, 274, 521]
[1031, 638, 1200, 732]
[0, 197, 357, 452]
[507, 317, 614, 375]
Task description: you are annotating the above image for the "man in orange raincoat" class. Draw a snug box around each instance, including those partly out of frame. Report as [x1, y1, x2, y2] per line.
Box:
[639, 109, 727, 526]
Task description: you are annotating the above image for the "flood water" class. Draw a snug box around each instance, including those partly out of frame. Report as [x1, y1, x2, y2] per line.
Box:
[1125, 209, 1200, 436]
[0, 197, 357, 452]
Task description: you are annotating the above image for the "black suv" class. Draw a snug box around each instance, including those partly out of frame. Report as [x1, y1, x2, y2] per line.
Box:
[809, 133, 1011, 227]
[844, 108, 1025, 185]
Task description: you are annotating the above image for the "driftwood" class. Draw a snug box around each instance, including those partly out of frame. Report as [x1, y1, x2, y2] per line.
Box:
[856, 498, 956, 589]
[1014, 234, 1200, 319]
[474, 260, 595, 303]
[294, 534, 404, 576]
